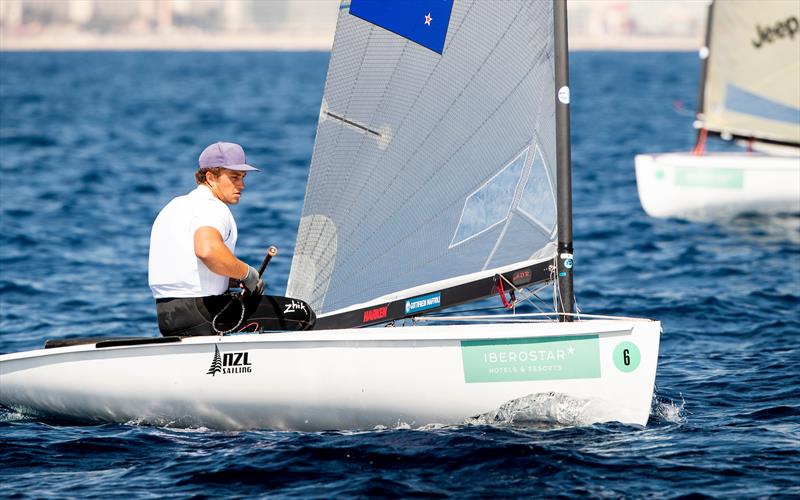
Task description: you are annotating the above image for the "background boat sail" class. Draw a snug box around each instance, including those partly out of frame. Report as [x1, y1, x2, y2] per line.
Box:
[0, 0, 660, 430]
[635, 0, 800, 219]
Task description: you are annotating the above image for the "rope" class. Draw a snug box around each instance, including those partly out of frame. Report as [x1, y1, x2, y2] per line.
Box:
[496, 275, 514, 308]
[415, 312, 652, 322]
[237, 321, 262, 333]
[496, 273, 556, 318]
[211, 294, 247, 335]
[693, 127, 708, 155]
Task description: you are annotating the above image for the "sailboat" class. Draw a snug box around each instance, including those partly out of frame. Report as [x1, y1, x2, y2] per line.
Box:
[0, 0, 660, 431]
[635, 0, 800, 219]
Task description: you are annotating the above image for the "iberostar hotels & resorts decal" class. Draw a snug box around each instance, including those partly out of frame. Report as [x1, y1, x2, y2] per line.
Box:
[460, 335, 601, 383]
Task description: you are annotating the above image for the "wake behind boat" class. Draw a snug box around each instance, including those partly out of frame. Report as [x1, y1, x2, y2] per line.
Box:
[635, 0, 800, 219]
[1, 0, 661, 430]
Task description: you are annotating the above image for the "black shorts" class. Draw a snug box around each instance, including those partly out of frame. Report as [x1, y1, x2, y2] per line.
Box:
[155, 293, 315, 336]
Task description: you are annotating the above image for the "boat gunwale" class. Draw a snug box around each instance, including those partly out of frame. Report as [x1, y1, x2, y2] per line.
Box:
[636, 152, 800, 169]
[0, 318, 658, 363]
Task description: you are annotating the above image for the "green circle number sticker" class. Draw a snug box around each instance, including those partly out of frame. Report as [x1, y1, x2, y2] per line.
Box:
[613, 342, 641, 372]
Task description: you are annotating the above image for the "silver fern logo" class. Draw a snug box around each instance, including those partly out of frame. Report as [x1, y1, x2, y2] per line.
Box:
[206, 345, 253, 376]
[206, 345, 222, 376]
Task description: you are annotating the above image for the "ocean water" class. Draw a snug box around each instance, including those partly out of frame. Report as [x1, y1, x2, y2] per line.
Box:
[1, 51, 798, 498]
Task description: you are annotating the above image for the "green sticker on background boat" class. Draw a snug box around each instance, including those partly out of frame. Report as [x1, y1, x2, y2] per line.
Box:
[461, 335, 600, 383]
[674, 167, 743, 188]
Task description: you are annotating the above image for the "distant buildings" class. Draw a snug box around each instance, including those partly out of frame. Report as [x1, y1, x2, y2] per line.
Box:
[0, 0, 292, 34]
[570, 0, 706, 39]
[0, 0, 708, 51]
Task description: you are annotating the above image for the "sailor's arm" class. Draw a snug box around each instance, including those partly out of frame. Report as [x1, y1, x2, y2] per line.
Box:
[193, 226, 249, 281]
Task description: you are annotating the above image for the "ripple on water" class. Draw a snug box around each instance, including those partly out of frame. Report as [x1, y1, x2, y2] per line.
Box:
[0, 51, 798, 498]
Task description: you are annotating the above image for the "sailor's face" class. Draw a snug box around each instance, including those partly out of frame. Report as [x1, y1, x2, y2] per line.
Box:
[209, 169, 246, 205]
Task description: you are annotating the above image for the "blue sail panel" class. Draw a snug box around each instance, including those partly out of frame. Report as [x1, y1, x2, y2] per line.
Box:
[349, 0, 454, 54]
[725, 83, 800, 125]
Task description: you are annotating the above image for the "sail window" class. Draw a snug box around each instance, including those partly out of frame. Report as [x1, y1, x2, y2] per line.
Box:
[517, 146, 556, 234]
[450, 148, 528, 248]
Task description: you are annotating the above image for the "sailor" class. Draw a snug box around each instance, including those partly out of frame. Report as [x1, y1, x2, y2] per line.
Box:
[148, 142, 312, 336]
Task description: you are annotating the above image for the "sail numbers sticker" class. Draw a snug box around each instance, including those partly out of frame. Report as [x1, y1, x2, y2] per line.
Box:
[405, 293, 441, 314]
[206, 345, 253, 376]
[613, 341, 641, 372]
[461, 335, 600, 383]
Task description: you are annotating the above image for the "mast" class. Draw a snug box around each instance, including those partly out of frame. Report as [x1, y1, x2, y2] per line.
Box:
[693, 0, 715, 153]
[554, 0, 574, 321]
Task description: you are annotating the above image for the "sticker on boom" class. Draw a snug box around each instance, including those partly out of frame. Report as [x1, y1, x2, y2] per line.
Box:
[405, 292, 441, 314]
[363, 305, 388, 323]
[512, 269, 532, 285]
[461, 335, 601, 382]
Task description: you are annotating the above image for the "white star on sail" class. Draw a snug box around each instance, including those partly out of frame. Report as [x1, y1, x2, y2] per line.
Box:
[424, 13, 432, 26]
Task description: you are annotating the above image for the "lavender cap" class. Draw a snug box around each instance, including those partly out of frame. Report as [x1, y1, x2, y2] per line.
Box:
[198, 142, 259, 171]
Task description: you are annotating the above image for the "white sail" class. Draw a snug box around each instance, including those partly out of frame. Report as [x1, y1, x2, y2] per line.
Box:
[288, 0, 558, 314]
[700, 0, 800, 146]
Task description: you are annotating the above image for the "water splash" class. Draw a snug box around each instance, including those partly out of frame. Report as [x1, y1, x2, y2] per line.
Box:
[651, 393, 687, 424]
[466, 392, 593, 427]
[0, 407, 29, 422]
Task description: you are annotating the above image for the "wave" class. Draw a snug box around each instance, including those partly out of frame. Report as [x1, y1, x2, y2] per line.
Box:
[465, 392, 597, 428]
[650, 393, 687, 425]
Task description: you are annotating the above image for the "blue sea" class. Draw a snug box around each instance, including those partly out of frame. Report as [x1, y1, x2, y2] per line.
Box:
[1, 51, 798, 498]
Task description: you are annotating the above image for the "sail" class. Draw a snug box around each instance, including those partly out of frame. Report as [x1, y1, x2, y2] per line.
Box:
[699, 0, 800, 146]
[288, 0, 558, 315]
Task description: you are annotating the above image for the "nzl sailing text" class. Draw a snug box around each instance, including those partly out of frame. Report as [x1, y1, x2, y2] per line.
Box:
[222, 353, 251, 373]
[207, 347, 253, 376]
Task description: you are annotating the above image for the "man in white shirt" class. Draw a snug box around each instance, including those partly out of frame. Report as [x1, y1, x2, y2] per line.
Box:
[149, 142, 313, 335]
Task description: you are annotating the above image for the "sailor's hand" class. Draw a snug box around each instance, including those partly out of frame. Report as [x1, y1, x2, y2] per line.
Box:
[240, 265, 265, 295]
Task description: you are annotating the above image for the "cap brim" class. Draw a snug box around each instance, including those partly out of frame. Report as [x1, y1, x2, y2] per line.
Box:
[223, 164, 260, 172]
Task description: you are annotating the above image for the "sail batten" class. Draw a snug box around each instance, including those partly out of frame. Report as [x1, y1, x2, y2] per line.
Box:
[289, 0, 558, 315]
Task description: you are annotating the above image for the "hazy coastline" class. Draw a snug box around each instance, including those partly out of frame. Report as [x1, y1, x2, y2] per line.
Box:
[0, 32, 702, 52]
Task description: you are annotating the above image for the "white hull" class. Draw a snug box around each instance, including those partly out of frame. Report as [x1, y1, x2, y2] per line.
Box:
[635, 152, 800, 219]
[0, 319, 660, 430]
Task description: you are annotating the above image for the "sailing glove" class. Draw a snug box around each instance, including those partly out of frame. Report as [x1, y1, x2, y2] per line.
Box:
[240, 265, 265, 295]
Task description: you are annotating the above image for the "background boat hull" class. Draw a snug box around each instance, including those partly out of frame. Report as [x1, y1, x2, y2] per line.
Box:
[635, 152, 800, 219]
